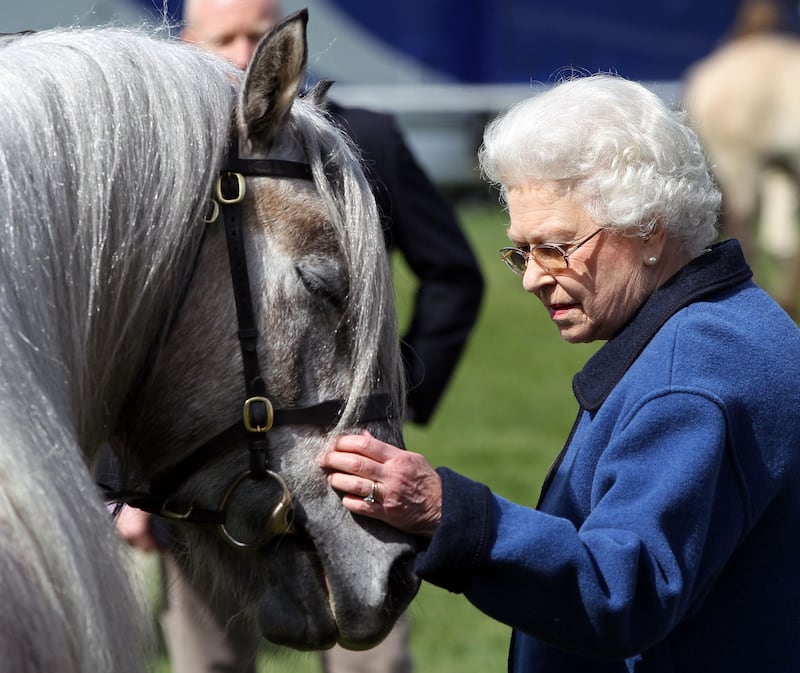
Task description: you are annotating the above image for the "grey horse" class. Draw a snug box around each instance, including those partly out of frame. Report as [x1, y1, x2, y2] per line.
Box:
[0, 11, 418, 673]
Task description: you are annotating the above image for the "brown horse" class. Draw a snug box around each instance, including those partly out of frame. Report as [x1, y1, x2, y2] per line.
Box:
[684, 25, 800, 317]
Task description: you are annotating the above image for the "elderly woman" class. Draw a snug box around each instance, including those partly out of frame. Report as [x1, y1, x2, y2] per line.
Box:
[318, 74, 800, 672]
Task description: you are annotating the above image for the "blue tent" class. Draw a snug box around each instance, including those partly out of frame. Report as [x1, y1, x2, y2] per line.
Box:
[145, 0, 747, 82]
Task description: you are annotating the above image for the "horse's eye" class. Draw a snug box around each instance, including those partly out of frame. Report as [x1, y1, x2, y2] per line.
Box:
[295, 264, 345, 309]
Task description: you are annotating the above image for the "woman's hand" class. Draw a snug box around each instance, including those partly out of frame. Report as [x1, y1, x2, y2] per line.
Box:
[317, 431, 442, 537]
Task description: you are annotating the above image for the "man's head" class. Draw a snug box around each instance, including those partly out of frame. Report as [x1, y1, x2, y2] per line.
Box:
[181, 0, 282, 69]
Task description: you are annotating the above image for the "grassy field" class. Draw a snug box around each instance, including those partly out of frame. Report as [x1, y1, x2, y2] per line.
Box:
[155, 200, 600, 672]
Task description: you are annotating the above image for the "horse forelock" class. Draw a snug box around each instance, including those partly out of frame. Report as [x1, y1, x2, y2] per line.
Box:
[288, 98, 404, 426]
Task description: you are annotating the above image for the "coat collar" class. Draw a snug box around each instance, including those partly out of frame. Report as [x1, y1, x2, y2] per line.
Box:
[573, 239, 753, 411]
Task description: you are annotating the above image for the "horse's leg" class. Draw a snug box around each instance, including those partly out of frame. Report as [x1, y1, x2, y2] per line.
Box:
[758, 166, 799, 258]
[711, 150, 760, 260]
[777, 253, 800, 319]
[757, 166, 800, 318]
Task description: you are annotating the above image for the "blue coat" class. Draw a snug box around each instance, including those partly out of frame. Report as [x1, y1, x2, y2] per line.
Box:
[415, 240, 800, 672]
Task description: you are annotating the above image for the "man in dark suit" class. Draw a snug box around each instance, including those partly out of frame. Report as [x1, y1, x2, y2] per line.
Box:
[324, 101, 483, 424]
[116, 1, 484, 671]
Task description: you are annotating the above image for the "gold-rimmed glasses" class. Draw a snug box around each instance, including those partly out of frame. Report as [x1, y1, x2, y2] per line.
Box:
[499, 228, 603, 275]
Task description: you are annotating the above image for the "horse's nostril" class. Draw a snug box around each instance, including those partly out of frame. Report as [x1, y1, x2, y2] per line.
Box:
[386, 550, 421, 612]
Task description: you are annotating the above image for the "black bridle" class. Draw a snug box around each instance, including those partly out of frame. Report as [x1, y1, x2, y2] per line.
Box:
[106, 129, 395, 548]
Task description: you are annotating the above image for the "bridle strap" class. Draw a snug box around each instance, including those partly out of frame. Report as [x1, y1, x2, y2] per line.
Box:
[219, 176, 263, 393]
[217, 169, 270, 477]
[104, 393, 397, 527]
[223, 157, 313, 181]
[103, 489, 228, 525]
[147, 393, 395, 498]
[217, 126, 316, 478]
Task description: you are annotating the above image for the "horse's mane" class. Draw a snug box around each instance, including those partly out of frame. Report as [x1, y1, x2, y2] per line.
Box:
[0, 27, 237, 672]
[287, 98, 404, 426]
[0, 26, 240, 448]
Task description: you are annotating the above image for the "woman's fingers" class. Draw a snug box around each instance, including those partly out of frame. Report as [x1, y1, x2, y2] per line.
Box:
[327, 430, 397, 462]
[327, 472, 380, 500]
[318, 431, 442, 537]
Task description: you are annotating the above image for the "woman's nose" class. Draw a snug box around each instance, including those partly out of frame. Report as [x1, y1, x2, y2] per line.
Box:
[522, 261, 554, 294]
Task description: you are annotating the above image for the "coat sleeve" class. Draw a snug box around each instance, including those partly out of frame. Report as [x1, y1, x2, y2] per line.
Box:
[415, 390, 749, 659]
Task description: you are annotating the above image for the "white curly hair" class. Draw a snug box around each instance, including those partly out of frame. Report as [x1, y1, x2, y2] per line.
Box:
[479, 74, 721, 257]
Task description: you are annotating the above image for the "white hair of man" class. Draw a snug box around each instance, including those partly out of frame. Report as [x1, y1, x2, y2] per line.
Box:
[182, 0, 282, 69]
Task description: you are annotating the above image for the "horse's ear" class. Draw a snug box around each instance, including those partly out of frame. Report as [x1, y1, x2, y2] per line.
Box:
[238, 8, 308, 149]
[302, 79, 335, 107]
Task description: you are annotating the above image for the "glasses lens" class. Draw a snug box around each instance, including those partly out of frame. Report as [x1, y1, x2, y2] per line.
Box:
[499, 248, 527, 275]
[531, 245, 568, 272]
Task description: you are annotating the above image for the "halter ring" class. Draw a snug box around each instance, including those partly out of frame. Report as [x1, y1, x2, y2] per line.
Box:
[217, 470, 294, 549]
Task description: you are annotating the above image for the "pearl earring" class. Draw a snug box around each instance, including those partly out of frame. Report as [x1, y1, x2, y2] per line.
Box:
[646, 256, 658, 266]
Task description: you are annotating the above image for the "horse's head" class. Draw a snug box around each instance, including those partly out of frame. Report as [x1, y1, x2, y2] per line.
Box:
[114, 10, 420, 650]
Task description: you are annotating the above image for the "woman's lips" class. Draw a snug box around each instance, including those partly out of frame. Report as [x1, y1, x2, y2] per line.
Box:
[549, 303, 576, 319]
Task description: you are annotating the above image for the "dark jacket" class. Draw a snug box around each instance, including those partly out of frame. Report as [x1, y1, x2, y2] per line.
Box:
[414, 240, 800, 672]
[327, 102, 484, 424]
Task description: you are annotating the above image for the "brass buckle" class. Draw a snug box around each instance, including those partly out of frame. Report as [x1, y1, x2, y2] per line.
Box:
[215, 171, 246, 204]
[202, 199, 220, 223]
[159, 500, 195, 521]
[243, 396, 274, 433]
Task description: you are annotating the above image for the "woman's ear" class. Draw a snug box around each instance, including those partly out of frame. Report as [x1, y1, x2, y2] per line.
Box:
[642, 220, 668, 266]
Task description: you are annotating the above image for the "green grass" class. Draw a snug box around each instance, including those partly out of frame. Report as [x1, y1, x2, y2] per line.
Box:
[155, 201, 599, 672]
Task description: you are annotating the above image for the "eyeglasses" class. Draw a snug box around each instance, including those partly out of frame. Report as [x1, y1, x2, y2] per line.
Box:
[499, 228, 603, 275]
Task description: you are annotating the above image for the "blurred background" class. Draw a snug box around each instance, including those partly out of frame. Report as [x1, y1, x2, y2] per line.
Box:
[1, 0, 758, 189]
